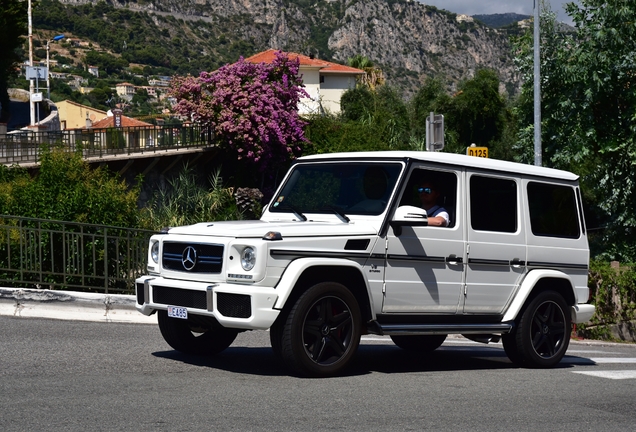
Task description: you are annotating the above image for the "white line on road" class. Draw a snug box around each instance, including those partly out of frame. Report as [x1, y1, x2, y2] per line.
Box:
[589, 357, 636, 364]
[572, 370, 636, 380]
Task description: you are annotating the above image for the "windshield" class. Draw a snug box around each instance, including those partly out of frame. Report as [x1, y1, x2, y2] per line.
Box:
[270, 162, 403, 216]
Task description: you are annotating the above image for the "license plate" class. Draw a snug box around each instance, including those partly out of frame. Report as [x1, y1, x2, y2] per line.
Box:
[167, 306, 188, 319]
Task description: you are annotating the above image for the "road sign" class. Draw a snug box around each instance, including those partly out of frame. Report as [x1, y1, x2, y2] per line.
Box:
[467, 146, 488, 158]
[426, 112, 444, 151]
[31, 93, 43, 102]
[26, 66, 48, 80]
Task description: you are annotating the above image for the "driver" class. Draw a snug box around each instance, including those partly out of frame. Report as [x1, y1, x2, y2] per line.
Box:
[418, 181, 449, 227]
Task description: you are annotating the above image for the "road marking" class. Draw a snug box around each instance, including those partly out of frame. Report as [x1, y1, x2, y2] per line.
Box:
[589, 357, 636, 364]
[572, 370, 636, 380]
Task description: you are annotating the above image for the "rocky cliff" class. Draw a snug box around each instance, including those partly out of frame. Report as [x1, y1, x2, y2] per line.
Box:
[58, 0, 520, 95]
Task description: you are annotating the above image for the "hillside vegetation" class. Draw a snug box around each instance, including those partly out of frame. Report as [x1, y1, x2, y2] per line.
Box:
[33, 0, 521, 95]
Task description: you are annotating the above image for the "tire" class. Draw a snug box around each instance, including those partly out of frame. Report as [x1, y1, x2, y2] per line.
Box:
[281, 282, 362, 377]
[157, 310, 238, 356]
[390, 335, 447, 353]
[501, 333, 525, 366]
[269, 316, 285, 359]
[510, 291, 571, 368]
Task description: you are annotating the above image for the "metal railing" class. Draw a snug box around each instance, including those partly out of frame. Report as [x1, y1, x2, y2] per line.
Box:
[0, 124, 214, 165]
[0, 215, 155, 294]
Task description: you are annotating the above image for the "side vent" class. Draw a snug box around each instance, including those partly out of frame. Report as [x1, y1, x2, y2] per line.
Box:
[345, 239, 370, 251]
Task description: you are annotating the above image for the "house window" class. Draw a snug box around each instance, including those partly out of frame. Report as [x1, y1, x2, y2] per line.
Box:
[320, 75, 325, 84]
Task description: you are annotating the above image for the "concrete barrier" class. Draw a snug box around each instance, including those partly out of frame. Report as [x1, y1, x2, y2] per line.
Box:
[0, 287, 156, 324]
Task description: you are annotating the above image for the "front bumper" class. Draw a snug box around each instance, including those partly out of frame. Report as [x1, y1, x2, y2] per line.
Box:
[135, 276, 280, 330]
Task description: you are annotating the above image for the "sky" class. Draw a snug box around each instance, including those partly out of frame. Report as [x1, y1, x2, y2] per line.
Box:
[419, 1, 579, 25]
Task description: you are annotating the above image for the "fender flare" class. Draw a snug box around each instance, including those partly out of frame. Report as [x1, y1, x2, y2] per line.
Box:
[272, 257, 375, 318]
[502, 269, 575, 322]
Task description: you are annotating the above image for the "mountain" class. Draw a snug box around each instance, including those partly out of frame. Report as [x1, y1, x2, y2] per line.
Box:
[43, 0, 521, 96]
[472, 13, 531, 28]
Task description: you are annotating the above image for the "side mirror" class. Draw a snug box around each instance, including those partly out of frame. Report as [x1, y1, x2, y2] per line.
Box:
[390, 205, 428, 236]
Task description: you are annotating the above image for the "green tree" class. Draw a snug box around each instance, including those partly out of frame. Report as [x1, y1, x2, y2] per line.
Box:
[513, 0, 636, 260]
[340, 85, 410, 149]
[0, 0, 29, 123]
[409, 77, 454, 148]
[449, 70, 507, 148]
[347, 54, 385, 90]
[0, 148, 141, 227]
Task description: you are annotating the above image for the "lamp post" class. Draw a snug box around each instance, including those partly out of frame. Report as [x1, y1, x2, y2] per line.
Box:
[533, 0, 541, 166]
[47, 34, 65, 100]
[28, 0, 34, 125]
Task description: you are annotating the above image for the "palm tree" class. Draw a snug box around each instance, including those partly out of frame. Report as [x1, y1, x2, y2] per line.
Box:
[347, 55, 385, 90]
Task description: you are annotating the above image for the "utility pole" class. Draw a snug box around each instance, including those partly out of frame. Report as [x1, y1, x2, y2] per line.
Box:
[533, 0, 542, 166]
[28, 0, 35, 126]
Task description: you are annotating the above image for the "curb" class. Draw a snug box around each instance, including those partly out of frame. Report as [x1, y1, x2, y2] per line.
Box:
[0, 287, 156, 325]
[1, 287, 634, 346]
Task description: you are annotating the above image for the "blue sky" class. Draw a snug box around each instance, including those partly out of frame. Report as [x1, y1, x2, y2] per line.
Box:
[418, 1, 579, 25]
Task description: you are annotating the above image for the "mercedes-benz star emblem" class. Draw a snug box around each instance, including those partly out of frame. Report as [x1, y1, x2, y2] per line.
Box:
[181, 246, 197, 271]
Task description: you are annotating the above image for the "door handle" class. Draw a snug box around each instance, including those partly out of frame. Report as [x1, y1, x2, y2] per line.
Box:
[446, 254, 463, 264]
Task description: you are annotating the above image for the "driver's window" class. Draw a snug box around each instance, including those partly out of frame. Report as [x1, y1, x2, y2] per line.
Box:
[400, 168, 458, 228]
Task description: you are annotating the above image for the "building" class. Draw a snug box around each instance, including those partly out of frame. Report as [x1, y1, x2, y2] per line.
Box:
[148, 78, 171, 87]
[87, 65, 99, 77]
[56, 100, 107, 130]
[115, 82, 136, 101]
[244, 49, 364, 115]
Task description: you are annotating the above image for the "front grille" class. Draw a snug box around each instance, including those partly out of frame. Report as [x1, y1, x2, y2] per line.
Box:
[153, 286, 207, 309]
[217, 293, 251, 318]
[162, 242, 224, 273]
[136, 282, 145, 305]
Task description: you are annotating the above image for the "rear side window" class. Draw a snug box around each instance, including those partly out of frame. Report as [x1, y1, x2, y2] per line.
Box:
[470, 176, 517, 233]
[527, 182, 580, 238]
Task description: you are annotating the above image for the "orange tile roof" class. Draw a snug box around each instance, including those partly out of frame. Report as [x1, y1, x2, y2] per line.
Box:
[245, 49, 364, 75]
[91, 114, 154, 129]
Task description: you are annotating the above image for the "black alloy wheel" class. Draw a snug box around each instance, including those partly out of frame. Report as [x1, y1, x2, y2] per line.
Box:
[281, 282, 361, 377]
[513, 290, 571, 368]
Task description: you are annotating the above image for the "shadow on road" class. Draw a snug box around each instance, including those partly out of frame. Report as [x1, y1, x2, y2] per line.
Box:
[152, 343, 596, 378]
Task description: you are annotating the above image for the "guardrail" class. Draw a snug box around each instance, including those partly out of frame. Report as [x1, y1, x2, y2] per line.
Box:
[0, 215, 155, 294]
[0, 124, 214, 165]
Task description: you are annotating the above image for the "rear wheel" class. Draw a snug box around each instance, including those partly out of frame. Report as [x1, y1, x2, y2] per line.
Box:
[281, 282, 361, 377]
[157, 310, 238, 355]
[390, 335, 447, 353]
[507, 291, 571, 368]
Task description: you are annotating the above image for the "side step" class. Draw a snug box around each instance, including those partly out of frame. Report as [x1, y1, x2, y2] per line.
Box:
[368, 322, 514, 336]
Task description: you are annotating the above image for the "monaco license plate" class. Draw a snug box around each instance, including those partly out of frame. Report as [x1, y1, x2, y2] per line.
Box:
[167, 306, 188, 319]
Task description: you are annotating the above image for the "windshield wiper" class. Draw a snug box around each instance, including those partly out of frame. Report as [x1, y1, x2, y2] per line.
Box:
[278, 204, 307, 221]
[328, 206, 350, 223]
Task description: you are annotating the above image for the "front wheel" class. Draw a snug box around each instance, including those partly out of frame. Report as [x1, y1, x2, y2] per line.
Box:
[280, 282, 362, 377]
[157, 310, 238, 355]
[508, 291, 571, 368]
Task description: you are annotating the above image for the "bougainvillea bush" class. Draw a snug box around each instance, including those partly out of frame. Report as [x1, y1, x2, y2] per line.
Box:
[170, 51, 309, 172]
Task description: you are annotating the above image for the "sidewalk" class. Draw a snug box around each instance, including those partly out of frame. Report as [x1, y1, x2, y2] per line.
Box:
[0, 287, 156, 324]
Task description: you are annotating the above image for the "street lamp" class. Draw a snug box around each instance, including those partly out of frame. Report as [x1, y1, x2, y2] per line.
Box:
[46, 34, 65, 99]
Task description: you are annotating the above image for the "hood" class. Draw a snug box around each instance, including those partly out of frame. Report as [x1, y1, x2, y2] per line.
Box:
[166, 219, 378, 238]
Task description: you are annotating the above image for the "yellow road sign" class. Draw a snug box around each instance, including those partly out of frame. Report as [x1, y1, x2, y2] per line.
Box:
[466, 146, 488, 158]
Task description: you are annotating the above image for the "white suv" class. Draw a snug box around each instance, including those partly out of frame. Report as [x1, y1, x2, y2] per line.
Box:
[136, 151, 595, 376]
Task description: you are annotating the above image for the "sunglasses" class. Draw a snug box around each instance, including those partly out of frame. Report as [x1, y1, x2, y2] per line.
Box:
[418, 187, 433, 194]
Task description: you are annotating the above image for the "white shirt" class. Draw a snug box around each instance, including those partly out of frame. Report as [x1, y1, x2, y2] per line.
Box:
[426, 205, 450, 227]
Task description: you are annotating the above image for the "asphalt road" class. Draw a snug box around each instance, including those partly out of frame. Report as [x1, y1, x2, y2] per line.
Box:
[1, 315, 635, 431]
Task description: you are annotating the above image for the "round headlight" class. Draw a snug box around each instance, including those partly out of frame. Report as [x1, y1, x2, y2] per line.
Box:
[240, 246, 256, 271]
[151, 241, 159, 264]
